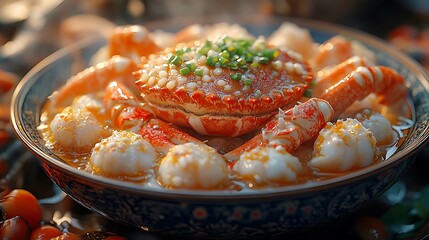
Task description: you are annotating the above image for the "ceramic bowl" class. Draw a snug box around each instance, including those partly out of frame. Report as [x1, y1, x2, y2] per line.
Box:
[11, 17, 429, 238]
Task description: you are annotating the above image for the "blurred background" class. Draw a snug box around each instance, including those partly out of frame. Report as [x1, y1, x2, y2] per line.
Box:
[0, 0, 428, 239]
[0, 0, 428, 74]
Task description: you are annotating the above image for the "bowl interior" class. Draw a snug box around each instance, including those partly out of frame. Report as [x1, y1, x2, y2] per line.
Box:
[11, 16, 429, 198]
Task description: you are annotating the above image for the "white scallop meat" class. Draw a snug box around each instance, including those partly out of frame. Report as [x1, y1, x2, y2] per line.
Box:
[158, 142, 230, 189]
[233, 146, 302, 185]
[49, 95, 108, 151]
[356, 110, 395, 146]
[309, 118, 379, 172]
[90, 130, 157, 176]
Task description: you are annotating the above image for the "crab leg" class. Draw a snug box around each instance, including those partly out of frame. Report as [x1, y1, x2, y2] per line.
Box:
[225, 98, 334, 161]
[47, 56, 139, 116]
[108, 25, 161, 61]
[103, 81, 154, 131]
[226, 65, 407, 161]
[309, 36, 353, 73]
[103, 82, 203, 154]
[319, 66, 408, 116]
[313, 56, 367, 96]
[138, 119, 203, 155]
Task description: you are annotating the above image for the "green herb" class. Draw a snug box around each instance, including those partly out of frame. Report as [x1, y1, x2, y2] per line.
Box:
[180, 67, 191, 75]
[243, 78, 252, 86]
[166, 36, 280, 87]
[206, 56, 218, 67]
[168, 55, 181, 66]
[194, 68, 204, 76]
[186, 63, 196, 72]
[230, 73, 242, 81]
[304, 89, 313, 98]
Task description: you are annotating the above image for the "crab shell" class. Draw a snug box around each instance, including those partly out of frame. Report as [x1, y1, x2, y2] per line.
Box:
[134, 42, 312, 137]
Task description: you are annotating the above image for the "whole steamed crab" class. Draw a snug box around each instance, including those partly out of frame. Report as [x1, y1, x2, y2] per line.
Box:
[41, 23, 411, 190]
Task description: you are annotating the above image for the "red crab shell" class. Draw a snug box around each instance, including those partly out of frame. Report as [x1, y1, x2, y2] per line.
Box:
[134, 42, 312, 137]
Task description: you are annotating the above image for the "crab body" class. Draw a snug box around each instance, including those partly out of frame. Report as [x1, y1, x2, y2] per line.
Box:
[134, 37, 312, 137]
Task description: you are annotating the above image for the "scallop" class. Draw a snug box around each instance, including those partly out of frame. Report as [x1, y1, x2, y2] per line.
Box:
[71, 93, 104, 111]
[158, 142, 229, 189]
[233, 146, 302, 185]
[356, 111, 396, 146]
[309, 118, 379, 172]
[50, 95, 108, 151]
[90, 130, 157, 176]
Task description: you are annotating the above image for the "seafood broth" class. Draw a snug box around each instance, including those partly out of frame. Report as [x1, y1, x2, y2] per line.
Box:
[37, 22, 414, 191]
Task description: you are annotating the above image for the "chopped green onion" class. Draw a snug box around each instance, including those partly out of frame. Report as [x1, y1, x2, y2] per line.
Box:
[186, 63, 197, 72]
[180, 67, 191, 75]
[169, 36, 279, 72]
[250, 62, 260, 69]
[230, 73, 242, 81]
[198, 47, 210, 55]
[228, 62, 239, 70]
[244, 53, 253, 62]
[194, 68, 204, 76]
[206, 56, 218, 66]
[236, 47, 245, 55]
[198, 42, 212, 55]
[232, 55, 240, 61]
[168, 55, 181, 66]
[243, 78, 252, 86]
[219, 57, 229, 65]
[262, 49, 278, 60]
[304, 89, 313, 98]
[237, 58, 246, 66]
[176, 49, 185, 55]
[220, 50, 230, 59]
[259, 57, 269, 65]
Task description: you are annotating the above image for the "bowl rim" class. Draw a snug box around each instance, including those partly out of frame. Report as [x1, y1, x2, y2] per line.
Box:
[11, 16, 429, 201]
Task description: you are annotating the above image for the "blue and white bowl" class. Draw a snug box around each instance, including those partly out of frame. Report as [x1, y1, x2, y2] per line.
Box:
[11, 17, 429, 238]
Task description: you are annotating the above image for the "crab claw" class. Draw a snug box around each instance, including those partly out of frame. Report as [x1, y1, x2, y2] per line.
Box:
[104, 81, 154, 131]
[108, 25, 161, 61]
[138, 119, 203, 155]
[319, 66, 408, 118]
[309, 36, 353, 73]
[225, 98, 334, 161]
[47, 56, 139, 116]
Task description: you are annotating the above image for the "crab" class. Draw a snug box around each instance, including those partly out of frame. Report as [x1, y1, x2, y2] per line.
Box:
[44, 23, 410, 189]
